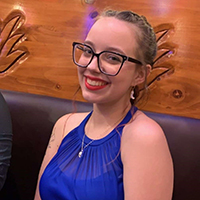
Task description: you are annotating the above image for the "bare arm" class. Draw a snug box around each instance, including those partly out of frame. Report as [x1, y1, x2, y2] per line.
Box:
[121, 114, 174, 200]
[34, 112, 88, 200]
[34, 114, 70, 200]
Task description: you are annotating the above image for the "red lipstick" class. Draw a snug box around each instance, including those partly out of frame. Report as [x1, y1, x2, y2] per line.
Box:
[85, 76, 108, 91]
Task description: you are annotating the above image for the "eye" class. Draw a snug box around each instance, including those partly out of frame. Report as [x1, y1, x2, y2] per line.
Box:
[103, 52, 122, 64]
[84, 47, 92, 55]
[77, 45, 92, 57]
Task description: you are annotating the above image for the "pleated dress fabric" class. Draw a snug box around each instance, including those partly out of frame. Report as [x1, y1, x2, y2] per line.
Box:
[39, 107, 137, 200]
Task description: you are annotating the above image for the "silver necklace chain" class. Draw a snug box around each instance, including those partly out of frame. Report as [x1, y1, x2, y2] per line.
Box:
[78, 134, 94, 158]
[78, 105, 131, 158]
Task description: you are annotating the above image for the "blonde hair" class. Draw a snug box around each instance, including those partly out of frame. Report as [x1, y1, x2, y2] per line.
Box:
[100, 10, 157, 65]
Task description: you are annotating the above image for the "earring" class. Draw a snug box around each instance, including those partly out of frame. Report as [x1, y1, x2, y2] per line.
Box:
[130, 88, 135, 100]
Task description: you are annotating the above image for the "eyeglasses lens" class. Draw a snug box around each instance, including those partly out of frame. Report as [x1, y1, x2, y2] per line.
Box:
[73, 43, 123, 76]
[73, 44, 93, 68]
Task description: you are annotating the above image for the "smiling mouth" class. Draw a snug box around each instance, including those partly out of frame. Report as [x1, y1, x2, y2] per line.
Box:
[86, 77, 107, 86]
[85, 76, 109, 90]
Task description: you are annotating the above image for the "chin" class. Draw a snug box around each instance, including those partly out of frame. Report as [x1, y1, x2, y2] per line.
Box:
[82, 93, 100, 103]
[80, 86, 99, 102]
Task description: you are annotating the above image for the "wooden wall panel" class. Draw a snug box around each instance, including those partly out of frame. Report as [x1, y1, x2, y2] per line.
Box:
[0, 0, 199, 119]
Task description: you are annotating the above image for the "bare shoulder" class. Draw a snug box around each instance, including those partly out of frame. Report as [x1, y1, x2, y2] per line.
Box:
[122, 110, 165, 146]
[47, 112, 90, 150]
[121, 110, 170, 161]
[59, 112, 90, 138]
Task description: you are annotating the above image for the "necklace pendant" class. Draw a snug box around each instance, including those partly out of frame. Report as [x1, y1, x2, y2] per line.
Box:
[78, 150, 83, 158]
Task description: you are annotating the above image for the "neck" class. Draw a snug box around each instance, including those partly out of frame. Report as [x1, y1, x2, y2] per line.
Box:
[93, 93, 132, 119]
[85, 100, 132, 139]
[93, 102, 131, 120]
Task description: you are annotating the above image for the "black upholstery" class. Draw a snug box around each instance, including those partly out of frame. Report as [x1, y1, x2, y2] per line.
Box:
[0, 89, 199, 200]
[0, 92, 12, 191]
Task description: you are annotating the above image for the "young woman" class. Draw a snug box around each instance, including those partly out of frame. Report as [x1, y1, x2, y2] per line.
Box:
[35, 10, 173, 200]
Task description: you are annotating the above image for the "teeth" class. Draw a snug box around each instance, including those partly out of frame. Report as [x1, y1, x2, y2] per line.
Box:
[87, 78, 107, 86]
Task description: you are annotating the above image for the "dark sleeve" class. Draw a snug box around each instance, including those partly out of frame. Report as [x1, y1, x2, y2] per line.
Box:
[0, 92, 12, 191]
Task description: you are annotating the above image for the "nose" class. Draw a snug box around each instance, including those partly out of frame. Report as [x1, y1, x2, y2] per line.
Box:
[87, 56, 101, 73]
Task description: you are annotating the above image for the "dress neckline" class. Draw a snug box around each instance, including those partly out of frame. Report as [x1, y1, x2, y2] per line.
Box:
[78, 106, 138, 146]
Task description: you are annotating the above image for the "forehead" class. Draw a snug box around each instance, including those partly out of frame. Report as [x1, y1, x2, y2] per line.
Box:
[85, 17, 139, 55]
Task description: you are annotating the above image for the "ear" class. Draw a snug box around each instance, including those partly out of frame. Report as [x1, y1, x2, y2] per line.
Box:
[146, 64, 151, 77]
[131, 64, 151, 86]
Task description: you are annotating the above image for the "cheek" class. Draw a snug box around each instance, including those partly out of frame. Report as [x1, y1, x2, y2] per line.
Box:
[77, 68, 84, 88]
[109, 75, 133, 94]
[77, 67, 85, 78]
[118, 66, 138, 86]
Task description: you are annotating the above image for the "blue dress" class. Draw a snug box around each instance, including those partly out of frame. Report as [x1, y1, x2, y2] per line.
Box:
[39, 107, 137, 200]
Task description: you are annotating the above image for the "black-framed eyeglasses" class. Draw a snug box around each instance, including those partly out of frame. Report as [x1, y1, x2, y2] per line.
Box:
[72, 42, 142, 76]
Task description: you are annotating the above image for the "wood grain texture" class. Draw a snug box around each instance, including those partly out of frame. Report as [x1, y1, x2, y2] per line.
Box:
[0, 0, 199, 119]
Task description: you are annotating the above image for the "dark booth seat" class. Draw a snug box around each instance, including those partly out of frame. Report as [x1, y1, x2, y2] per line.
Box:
[0, 89, 200, 200]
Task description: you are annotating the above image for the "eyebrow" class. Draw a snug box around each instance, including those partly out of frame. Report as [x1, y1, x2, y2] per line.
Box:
[84, 40, 127, 55]
[84, 41, 95, 50]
